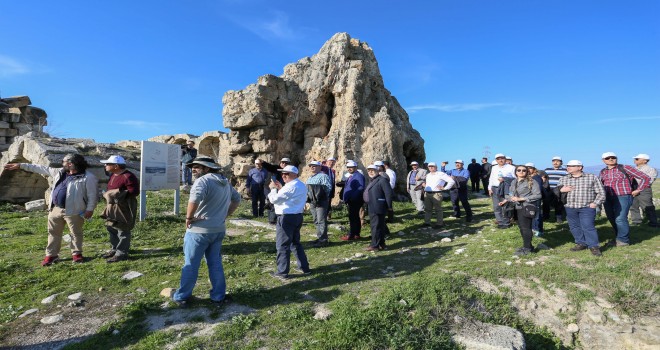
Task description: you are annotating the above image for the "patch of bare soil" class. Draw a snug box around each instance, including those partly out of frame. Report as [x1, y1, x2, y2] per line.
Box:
[471, 277, 660, 349]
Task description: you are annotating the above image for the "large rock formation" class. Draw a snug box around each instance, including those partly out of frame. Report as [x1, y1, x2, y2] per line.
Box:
[0, 96, 47, 152]
[222, 32, 425, 193]
[0, 134, 141, 203]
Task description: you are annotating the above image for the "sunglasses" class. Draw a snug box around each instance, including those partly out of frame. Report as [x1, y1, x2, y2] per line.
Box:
[603, 157, 617, 160]
[516, 169, 528, 172]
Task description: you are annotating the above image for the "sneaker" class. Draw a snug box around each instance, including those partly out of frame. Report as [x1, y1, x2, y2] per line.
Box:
[606, 239, 629, 247]
[101, 250, 116, 259]
[211, 295, 233, 305]
[570, 244, 588, 252]
[293, 268, 312, 275]
[72, 254, 84, 263]
[106, 254, 127, 263]
[497, 224, 511, 229]
[514, 247, 533, 256]
[590, 247, 602, 256]
[41, 255, 59, 266]
[270, 272, 289, 281]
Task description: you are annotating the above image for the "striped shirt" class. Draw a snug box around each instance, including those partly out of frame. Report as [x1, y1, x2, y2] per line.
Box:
[599, 165, 650, 196]
[544, 167, 568, 188]
[558, 173, 606, 208]
[637, 164, 657, 185]
[306, 172, 332, 196]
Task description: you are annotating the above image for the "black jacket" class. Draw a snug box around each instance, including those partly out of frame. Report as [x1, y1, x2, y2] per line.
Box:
[365, 175, 393, 215]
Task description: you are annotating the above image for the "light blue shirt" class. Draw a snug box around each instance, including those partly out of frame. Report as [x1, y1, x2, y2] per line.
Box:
[267, 178, 307, 214]
[188, 173, 241, 233]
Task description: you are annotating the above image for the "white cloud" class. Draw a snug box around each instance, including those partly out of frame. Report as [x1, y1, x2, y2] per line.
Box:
[406, 103, 508, 113]
[0, 54, 29, 77]
[116, 120, 170, 128]
[588, 115, 660, 124]
[229, 10, 299, 42]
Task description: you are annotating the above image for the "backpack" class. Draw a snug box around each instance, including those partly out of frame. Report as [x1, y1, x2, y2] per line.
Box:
[600, 165, 638, 191]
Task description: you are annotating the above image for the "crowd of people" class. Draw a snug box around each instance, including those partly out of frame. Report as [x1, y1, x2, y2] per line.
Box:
[3, 150, 656, 306]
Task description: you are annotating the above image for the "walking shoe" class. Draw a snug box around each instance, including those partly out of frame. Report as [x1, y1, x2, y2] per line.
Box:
[172, 299, 188, 308]
[340, 235, 359, 241]
[293, 268, 312, 275]
[378, 244, 387, 251]
[514, 247, 533, 256]
[365, 245, 380, 252]
[570, 244, 588, 252]
[270, 272, 289, 281]
[212, 295, 233, 305]
[41, 255, 59, 266]
[606, 239, 630, 247]
[590, 247, 602, 256]
[311, 239, 329, 247]
[72, 254, 84, 263]
[106, 254, 127, 263]
[101, 250, 116, 259]
[497, 224, 511, 229]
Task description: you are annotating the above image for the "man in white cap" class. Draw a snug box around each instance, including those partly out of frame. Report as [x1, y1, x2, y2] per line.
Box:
[339, 160, 365, 240]
[505, 156, 513, 166]
[406, 161, 427, 214]
[488, 154, 516, 228]
[268, 165, 311, 280]
[599, 152, 651, 247]
[306, 160, 332, 247]
[4, 154, 98, 266]
[99, 155, 139, 263]
[246, 159, 269, 217]
[544, 156, 568, 222]
[631, 154, 657, 227]
[444, 160, 473, 222]
[420, 162, 455, 228]
[172, 156, 241, 306]
[364, 164, 393, 250]
[558, 160, 606, 256]
[261, 157, 292, 184]
[480, 157, 492, 195]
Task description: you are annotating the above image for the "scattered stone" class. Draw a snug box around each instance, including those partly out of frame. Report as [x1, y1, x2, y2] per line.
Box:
[386, 266, 394, 270]
[353, 253, 364, 258]
[528, 300, 538, 310]
[21, 217, 30, 220]
[455, 248, 465, 255]
[493, 250, 501, 253]
[67, 300, 83, 307]
[25, 199, 46, 212]
[62, 234, 71, 243]
[607, 311, 621, 323]
[159, 288, 174, 298]
[420, 251, 429, 256]
[399, 299, 408, 306]
[41, 315, 64, 324]
[98, 287, 104, 292]
[586, 308, 606, 323]
[567, 323, 580, 333]
[461, 234, 469, 238]
[112, 329, 120, 335]
[313, 304, 333, 321]
[451, 318, 526, 350]
[397, 231, 405, 236]
[595, 297, 614, 309]
[18, 308, 38, 318]
[505, 261, 512, 266]
[525, 261, 536, 266]
[441, 237, 452, 243]
[41, 294, 59, 304]
[121, 271, 144, 280]
[67, 292, 82, 301]
[227, 219, 275, 231]
[136, 288, 147, 294]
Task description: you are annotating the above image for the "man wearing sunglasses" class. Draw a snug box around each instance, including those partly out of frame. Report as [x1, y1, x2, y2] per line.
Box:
[599, 152, 651, 247]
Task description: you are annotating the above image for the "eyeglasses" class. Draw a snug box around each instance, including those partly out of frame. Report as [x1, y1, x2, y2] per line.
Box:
[192, 165, 203, 169]
[603, 157, 617, 160]
[516, 169, 528, 173]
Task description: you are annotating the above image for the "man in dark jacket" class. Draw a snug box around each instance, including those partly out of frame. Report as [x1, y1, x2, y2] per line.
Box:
[364, 164, 393, 251]
[181, 141, 197, 186]
[99, 155, 139, 263]
[339, 160, 365, 241]
[481, 157, 492, 195]
[467, 159, 482, 193]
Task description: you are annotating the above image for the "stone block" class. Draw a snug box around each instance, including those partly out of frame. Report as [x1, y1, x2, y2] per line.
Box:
[0, 129, 18, 137]
[13, 122, 35, 134]
[25, 199, 47, 212]
[233, 163, 251, 177]
[0, 121, 9, 128]
[2, 96, 31, 108]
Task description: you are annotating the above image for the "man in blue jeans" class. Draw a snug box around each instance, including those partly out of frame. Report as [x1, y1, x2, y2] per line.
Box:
[559, 160, 606, 256]
[599, 152, 650, 247]
[172, 157, 240, 306]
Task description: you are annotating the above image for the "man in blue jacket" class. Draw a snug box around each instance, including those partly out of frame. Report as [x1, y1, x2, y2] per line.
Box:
[246, 159, 269, 217]
[340, 160, 365, 241]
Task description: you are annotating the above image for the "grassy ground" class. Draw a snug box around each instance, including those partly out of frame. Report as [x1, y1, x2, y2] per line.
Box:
[0, 183, 658, 349]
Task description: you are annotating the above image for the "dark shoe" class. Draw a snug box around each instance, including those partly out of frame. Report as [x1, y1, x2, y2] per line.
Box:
[270, 272, 289, 281]
[590, 247, 602, 256]
[497, 224, 511, 229]
[41, 255, 58, 266]
[106, 254, 127, 263]
[312, 239, 329, 247]
[378, 244, 387, 251]
[212, 295, 233, 305]
[514, 247, 533, 256]
[293, 268, 312, 275]
[72, 254, 84, 263]
[101, 250, 116, 259]
[606, 239, 629, 247]
[423, 223, 432, 227]
[172, 299, 188, 308]
[570, 244, 588, 252]
[465, 217, 473, 223]
[339, 235, 351, 241]
[365, 246, 379, 252]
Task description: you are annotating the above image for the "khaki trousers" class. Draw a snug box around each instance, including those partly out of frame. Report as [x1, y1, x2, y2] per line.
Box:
[46, 207, 85, 256]
[424, 192, 444, 225]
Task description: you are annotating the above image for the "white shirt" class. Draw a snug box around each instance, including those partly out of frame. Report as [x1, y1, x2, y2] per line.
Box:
[424, 171, 455, 192]
[267, 178, 307, 214]
[385, 168, 396, 189]
[488, 164, 516, 191]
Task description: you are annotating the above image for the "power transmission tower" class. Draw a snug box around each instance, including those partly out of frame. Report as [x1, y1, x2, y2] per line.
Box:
[483, 146, 491, 159]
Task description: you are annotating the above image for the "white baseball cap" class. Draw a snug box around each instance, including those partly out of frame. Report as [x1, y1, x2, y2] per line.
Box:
[524, 162, 535, 167]
[494, 153, 505, 158]
[410, 161, 419, 165]
[278, 165, 299, 174]
[374, 161, 384, 166]
[428, 162, 437, 167]
[567, 160, 583, 166]
[455, 159, 464, 164]
[633, 153, 650, 160]
[254, 159, 262, 164]
[100, 155, 126, 164]
[367, 164, 379, 170]
[602, 152, 617, 159]
[327, 157, 336, 161]
[280, 157, 291, 163]
[308, 161, 322, 166]
[552, 156, 562, 161]
[346, 160, 358, 167]
[505, 156, 512, 160]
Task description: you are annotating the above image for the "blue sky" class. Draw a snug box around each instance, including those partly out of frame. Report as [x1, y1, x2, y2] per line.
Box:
[2, 0, 659, 168]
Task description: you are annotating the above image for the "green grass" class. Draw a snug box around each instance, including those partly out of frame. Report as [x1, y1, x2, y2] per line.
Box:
[0, 184, 658, 349]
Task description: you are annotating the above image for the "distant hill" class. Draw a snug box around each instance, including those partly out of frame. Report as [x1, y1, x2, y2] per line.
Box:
[583, 165, 659, 178]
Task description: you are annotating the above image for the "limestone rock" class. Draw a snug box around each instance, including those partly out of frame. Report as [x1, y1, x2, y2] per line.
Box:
[121, 271, 143, 280]
[40, 315, 63, 325]
[160, 288, 175, 298]
[18, 308, 39, 318]
[67, 292, 83, 301]
[41, 293, 59, 304]
[567, 323, 579, 333]
[313, 304, 333, 320]
[222, 33, 425, 197]
[452, 318, 526, 350]
[25, 199, 46, 212]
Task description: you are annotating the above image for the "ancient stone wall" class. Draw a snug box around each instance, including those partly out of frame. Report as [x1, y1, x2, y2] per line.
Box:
[0, 96, 47, 152]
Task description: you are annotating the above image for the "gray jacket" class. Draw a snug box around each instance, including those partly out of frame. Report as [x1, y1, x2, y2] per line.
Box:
[506, 178, 541, 209]
[20, 163, 99, 216]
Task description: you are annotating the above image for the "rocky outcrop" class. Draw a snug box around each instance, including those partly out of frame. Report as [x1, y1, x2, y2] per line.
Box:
[222, 32, 425, 194]
[0, 134, 141, 203]
[0, 96, 48, 152]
